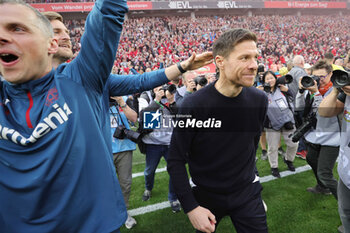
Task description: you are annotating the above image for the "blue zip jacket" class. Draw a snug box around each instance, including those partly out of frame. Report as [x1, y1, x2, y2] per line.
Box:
[0, 0, 130, 232]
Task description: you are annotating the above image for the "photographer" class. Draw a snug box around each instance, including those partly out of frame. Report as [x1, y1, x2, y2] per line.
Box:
[295, 59, 340, 198]
[258, 71, 298, 178]
[138, 86, 181, 213]
[110, 96, 138, 229]
[255, 64, 268, 160]
[288, 55, 308, 159]
[319, 83, 350, 233]
[254, 64, 265, 87]
[175, 71, 207, 106]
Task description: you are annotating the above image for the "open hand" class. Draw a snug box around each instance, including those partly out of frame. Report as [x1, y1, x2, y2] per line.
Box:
[181, 52, 214, 71]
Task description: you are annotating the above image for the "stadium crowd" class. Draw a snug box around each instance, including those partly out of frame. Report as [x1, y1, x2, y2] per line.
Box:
[62, 15, 350, 73]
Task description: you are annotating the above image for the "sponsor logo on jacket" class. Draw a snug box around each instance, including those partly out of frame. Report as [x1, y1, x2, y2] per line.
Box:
[0, 103, 72, 146]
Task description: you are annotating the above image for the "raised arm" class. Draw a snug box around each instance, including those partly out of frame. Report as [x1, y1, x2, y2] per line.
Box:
[107, 70, 168, 97]
[319, 88, 344, 117]
[107, 52, 214, 96]
[64, 0, 128, 93]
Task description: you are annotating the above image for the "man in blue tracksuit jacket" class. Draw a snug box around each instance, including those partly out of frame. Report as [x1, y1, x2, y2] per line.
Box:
[0, 0, 129, 232]
[0, 2, 213, 232]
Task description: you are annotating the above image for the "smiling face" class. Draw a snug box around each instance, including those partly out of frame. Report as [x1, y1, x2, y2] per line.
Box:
[264, 72, 276, 88]
[0, 3, 57, 84]
[216, 40, 259, 88]
[51, 19, 73, 64]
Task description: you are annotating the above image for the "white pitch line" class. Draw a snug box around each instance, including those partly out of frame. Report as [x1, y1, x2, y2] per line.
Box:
[129, 164, 312, 216]
[132, 167, 167, 178]
[128, 201, 171, 217]
[259, 164, 311, 183]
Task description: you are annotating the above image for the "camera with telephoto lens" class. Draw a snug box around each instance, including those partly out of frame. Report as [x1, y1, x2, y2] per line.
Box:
[331, 70, 350, 88]
[276, 74, 293, 86]
[194, 75, 208, 86]
[301, 75, 320, 88]
[263, 83, 271, 93]
[288, 113, 317, 143]
[113, 125, 141, 143]
[193, 75, 208, 91]
[161, 84, 177, 98]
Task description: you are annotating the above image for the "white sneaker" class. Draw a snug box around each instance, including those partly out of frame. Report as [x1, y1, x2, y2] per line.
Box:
[125, 214, 137, 229]
[170, 200, 181, 213]
[262, 200, 267, 212]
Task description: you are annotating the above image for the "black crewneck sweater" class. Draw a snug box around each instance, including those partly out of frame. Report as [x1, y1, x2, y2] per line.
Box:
[167, 82, 268, 213]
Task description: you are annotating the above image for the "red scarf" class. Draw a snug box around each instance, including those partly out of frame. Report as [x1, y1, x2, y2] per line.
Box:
[319, 81, 333, 96]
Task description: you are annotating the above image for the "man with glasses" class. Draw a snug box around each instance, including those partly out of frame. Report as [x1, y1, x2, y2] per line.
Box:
[295, 59, 341, 198]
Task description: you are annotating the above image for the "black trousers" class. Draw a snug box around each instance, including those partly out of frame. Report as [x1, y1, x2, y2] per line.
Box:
[306, 142, 339, 199]
[193, 182, 268, 233]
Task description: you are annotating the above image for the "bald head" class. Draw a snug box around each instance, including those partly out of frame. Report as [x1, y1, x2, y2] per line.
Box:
[292, 55, 305, 68]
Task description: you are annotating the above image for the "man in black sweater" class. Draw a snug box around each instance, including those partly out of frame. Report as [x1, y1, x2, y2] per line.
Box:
[167, 29, 268, 233]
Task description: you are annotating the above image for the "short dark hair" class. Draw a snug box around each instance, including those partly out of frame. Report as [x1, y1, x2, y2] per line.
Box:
[213, 28, 257, 59]
[0, 0, 53, 37]
[312, 59, 332, 74]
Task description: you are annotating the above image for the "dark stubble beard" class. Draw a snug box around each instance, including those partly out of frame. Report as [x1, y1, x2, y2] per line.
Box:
[54, 52, 73, 64]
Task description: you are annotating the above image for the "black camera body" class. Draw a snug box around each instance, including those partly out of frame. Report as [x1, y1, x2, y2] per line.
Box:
[192, 75, 208, 92]
[301, 75, 320, 88]
[194, 76, 208, 87]
[283, 121, 294, 130]
[276, 74, 293, 86]
[331, 70, 350, 88]
[263, 83, 271, 93]
[160, 84, 177, 98]
[113, 125, 141, 143]
[161, 84, 177, 94]
[289, 114, 317, 143]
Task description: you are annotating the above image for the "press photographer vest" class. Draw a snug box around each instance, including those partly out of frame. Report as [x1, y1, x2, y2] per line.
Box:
[304, 87, 341, 146]
[266, 88, 294, 130]
[338, 95, 350, 189]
